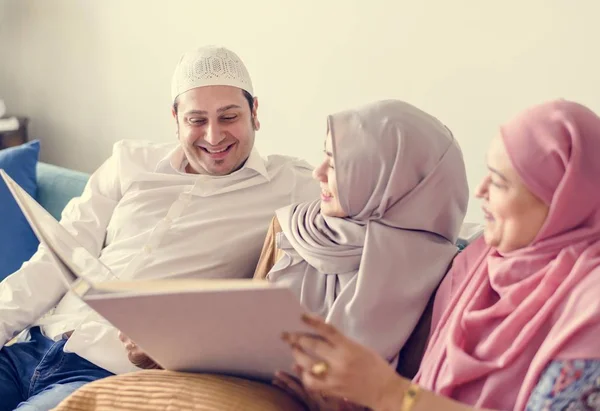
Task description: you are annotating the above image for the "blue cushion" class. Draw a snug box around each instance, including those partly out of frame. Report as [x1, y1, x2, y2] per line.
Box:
[0, 140, 41, 280]
[36, 162, 89, 221]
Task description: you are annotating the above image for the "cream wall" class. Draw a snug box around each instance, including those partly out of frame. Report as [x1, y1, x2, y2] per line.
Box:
[0, 0, 598, 222]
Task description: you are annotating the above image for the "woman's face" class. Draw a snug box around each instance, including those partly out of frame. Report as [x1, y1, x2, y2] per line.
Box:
[313, 132, 348, 218]
[476, 135, 549, 253]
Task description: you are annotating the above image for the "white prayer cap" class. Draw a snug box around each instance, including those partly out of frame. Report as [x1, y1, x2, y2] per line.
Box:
[171, 46, 254, 102]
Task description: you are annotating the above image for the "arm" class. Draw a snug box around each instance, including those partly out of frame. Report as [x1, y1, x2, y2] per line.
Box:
[253, 216, 284, 280]
[374, 374, 485, 411]
[0, 144, 123, 346]
[366, 359, 600, 411]
[281, 314, 494, 411]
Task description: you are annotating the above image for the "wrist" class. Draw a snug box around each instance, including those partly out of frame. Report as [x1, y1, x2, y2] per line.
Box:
[371, 372, 408, 411]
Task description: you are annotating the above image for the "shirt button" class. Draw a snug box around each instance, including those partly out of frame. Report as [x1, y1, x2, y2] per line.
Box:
[143, 245, 152, 254]
[164, 216, 172, 224]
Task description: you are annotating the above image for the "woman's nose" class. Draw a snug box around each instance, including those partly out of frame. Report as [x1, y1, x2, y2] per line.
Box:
[475, 176, 490, 199]
[312, 160, 328, 182]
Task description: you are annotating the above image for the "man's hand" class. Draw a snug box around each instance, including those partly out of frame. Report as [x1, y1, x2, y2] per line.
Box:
[118, 331, 162, 369]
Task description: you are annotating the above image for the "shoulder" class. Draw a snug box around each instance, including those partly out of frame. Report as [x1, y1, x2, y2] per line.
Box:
[111, 139, 178, 170]
[526, 359, 600, 410]
[263, 154, 314, 172]
[262, 154, 320, 202]
[432, 237, 489, 325]
[447, 236, 490, 287]
[457, 236, 489, 263]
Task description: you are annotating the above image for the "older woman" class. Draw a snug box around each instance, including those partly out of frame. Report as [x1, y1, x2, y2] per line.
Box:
[279, 99, 600, 411]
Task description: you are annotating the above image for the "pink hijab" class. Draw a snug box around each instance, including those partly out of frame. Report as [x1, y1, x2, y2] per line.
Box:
[415, 100, 600, 410]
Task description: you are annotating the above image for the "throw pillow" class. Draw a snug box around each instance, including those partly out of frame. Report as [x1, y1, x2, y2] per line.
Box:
[0, 140, 41, 280]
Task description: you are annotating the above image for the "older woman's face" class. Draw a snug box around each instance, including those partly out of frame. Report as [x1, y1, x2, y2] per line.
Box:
[476, 135, 549, 253]
[313, 132, 347, 218]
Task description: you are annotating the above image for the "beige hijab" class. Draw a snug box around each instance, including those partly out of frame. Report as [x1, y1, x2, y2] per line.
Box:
[268, 100, 468, 360]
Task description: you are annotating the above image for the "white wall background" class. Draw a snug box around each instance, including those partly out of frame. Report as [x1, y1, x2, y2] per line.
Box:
[0, 0, 598, 222]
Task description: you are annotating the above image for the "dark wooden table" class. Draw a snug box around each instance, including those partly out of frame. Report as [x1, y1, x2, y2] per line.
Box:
[0, 116, 29, 150]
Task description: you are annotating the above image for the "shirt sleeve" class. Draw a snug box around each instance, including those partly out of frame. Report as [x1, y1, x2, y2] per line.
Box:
[525, 359, 600, 411]
[0, 143, 123, 347]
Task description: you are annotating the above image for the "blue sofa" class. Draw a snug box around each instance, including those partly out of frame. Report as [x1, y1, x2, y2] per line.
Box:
[36, 162, 89, 220]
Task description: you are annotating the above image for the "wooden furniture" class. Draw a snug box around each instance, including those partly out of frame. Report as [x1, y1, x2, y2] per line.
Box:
[0, 116, 29, 149]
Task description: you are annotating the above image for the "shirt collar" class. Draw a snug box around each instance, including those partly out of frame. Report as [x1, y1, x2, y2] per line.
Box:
[156, 145, 270, 181]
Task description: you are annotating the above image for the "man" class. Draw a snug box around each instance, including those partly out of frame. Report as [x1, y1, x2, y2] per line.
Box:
[0, 46, 319, 410]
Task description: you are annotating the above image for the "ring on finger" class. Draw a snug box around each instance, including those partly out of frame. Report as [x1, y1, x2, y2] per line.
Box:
[310, 361, 329, 377]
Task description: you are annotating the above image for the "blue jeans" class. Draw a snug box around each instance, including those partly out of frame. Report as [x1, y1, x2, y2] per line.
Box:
[0, 327, 113, 411]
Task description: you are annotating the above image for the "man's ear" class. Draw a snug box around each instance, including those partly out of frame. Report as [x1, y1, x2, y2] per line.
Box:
[252, 97, 261, 131]
[172, 107, 180, 139]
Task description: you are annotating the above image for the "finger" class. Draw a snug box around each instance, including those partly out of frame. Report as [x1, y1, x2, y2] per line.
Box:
[129, 351, 161, 369]
[127, 347, 147, 362]
[299, 369, 331, 394]
[301, 314, 344, 345]
[124, 340, 138, 352]
[128, 348, 145, 361]
[273, 372, 305, 395]
[294, 334, 336, 359]
[128, 351, 143, 365]
[274, 371, 303, 389]
[290, 344, 320, 372]
[118, 331, 128, 343]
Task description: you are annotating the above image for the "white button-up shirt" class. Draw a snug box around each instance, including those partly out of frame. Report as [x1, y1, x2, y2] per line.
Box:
[0, 140, 319, 374]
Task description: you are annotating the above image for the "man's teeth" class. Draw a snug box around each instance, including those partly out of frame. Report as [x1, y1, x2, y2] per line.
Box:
[200, 146, 229, 154]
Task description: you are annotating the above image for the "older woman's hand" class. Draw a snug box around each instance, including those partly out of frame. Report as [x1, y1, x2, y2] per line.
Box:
[280, 314, 403, 410]
[273, 371, 367, 411]
[118, 331, 162, 370]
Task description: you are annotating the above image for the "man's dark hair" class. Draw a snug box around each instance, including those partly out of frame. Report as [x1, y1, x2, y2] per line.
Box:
[173, 90, 254, 115]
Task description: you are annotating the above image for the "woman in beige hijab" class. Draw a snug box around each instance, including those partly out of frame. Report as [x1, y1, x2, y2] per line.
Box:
[257, 99, 469, 372]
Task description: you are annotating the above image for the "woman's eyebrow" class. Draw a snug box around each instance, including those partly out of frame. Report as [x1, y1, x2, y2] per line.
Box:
[488, 166, 509, 182]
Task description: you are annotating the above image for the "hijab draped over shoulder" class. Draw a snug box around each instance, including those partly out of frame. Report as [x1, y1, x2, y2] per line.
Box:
[268, 100, 469, 360]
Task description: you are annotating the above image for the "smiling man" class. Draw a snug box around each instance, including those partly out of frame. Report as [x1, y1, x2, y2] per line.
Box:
[0, 46, 319, 410]
[171, 49, 259, 176]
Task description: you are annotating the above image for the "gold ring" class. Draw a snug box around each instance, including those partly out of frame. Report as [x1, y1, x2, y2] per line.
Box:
[311, 361, 329, 377]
